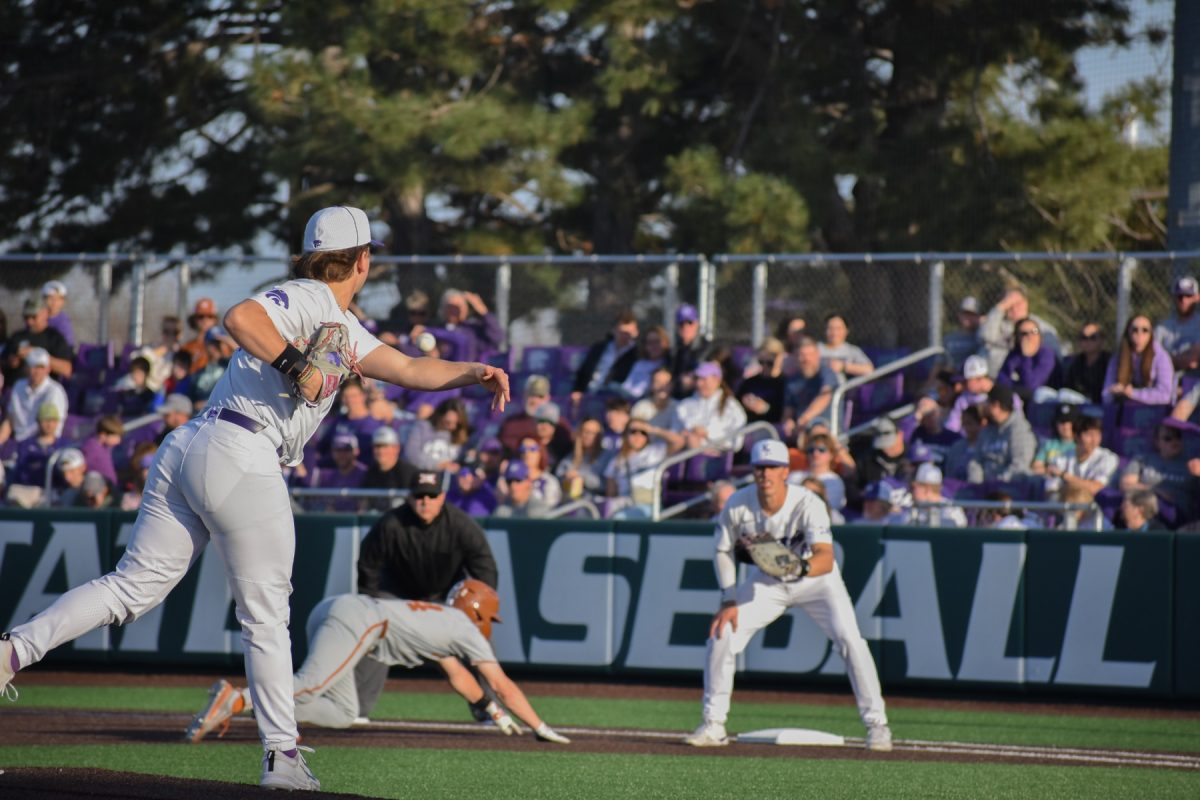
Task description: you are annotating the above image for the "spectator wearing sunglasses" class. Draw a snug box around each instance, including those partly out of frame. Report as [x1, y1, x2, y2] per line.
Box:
[737, 337, 788, 425]
[1119, 419, 1200, 523]
[1103, 315, 1174, 406]
[996, 317, 1061, 402]
[788, 432, 846, 515]
[1155, 276, 1200, 377]
[515, 436, 562, 511]
[603, 419, 668, 519]
[1062, 322, 1110, 404]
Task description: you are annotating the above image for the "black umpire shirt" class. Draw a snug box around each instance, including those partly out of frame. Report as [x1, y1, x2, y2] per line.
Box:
[358, 501, 498, 602]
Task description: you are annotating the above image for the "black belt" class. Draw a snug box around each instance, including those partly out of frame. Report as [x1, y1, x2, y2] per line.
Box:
[209, 407, 267, 434]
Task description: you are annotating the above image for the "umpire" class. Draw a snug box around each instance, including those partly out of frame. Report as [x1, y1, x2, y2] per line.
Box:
[354, 468, 499, 716]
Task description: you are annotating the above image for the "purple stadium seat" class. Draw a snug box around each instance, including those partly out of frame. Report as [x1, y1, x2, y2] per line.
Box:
[520, 346, 560, 376]
[558, 346, 588, 376]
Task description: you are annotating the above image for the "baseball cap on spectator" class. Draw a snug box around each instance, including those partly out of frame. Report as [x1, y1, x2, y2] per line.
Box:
[962, 355, 989, 380]
[58, 448, 86, 472]
[694, 361, 722, 380]
[372, 427, 401, 447]
[42, 280, 68, 298]
[37, 402, 62, 422]
[872, 418, 899, 450]
[1173, 276, 1198, 297]
[410, 470, 445, 497]
[159, 393, 193, 417]
[303, 206, 384, 252]
[139, 453, 156, 470]
[332, 433, 359, 451]
[26, 347, 51, 368]
[908, 442, 934, 464]
[914, 463, 943, 486]
[533, 402, 561, 426]
[959, 296, 980, 314]
[479, 437, 503, 453]
[1161, 416, 1196, 434]
[504, 461, 530, 482]
[22, 297, 41, 317]
[987, 383, 1015, 410]
[524, 374, 551, 398]
[806, 417, 831, 432]
[630, 399, 657, 422]
[676, 304, 699, 324]
[82, 471, 108, 495]
[750, 439, 790, 467]
[1054, 403, 1078, 425]
[204, 325, 231, 345]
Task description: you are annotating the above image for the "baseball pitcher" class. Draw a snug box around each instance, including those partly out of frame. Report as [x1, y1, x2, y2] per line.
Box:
[185, 580, 570, 745]
[684, 439, 893, 751]
[0, 206, 510, 790]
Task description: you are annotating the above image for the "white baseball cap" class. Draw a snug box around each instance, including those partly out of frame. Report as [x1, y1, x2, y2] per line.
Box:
[372, 426, 401, 447]
[750, 439, 789, 467]
[26, 347, 50, 368]
[58, 448, 86, 472]
[42, 280, 68, 297]
[914, 463, 943, 486]
[962, 354, 989, 380]
[302, 206, 384, 253]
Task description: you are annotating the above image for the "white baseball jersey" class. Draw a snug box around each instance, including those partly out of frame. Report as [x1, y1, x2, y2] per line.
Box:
[207, 279, 383, 466]
[715, 483, 833, 560]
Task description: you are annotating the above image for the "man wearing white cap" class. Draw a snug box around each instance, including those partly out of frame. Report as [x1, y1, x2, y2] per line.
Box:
[53, 448, 88, 507]
[42, 280, 75, 348]
[907, 463, 967, 528]
[0, 348, 69, 445]
[0, 205, 510, 791]
[684, 438, 892, 752]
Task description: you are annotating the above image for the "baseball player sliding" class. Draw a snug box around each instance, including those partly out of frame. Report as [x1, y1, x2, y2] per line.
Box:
[684, 439, 893, 751]
[185, 580, 570, 745]
[0, 206, 510, 790]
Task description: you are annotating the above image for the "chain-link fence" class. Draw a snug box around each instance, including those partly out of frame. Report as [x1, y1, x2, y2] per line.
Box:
[3, 252, 1198, 363]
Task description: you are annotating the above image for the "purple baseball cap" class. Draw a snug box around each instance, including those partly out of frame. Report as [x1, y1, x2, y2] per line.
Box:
[676, 304, 699, 323]
[694, 361, 722, 379]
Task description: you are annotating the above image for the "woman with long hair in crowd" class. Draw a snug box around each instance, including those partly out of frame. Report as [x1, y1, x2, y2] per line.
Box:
[997, 316, 1061, 401]
[603, 417, 668, 518]
[516, 435, 562, 510]
[789, 432, 847, 516]
[1103, 314, 1174, 406]
[404, 397, 471, 472]
[554, 416, 611, 501]
[620, 324, 671, 400]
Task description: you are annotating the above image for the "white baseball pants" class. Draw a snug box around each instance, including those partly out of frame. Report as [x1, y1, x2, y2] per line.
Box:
[702, 566, 888, 729]
[9, 416, 302, 751]
[291, 595, 387, 729]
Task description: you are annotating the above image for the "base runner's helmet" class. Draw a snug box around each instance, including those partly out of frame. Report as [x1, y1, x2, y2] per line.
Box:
[449, 579, 502, 639]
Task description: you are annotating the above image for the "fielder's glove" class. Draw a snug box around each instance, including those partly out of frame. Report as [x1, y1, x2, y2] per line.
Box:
[735, 533, 810, 580]
[535, 723, 571, 744]
[292, 322, 363, 407]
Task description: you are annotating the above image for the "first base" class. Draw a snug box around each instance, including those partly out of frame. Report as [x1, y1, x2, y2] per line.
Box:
[736, 728, 846, 746]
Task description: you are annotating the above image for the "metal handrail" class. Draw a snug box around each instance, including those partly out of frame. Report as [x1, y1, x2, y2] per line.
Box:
[842, 402, 917, 442]
[914, 499, 1105, 532]
[829, 346, 944, 439]
[658, 474, 754, 521]
[648, 420, 780, 520]
[545, 498, 601, 520]
[289, 487, 411, 500]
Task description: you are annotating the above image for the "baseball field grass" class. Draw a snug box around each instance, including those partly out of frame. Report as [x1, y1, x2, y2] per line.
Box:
[3, 683, 1200, 799]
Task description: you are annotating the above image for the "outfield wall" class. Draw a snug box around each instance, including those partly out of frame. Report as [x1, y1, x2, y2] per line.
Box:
[1, 509, 1196, 699]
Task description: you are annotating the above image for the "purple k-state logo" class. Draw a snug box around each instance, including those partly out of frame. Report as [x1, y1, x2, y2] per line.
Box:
[265, 288, 289, 309]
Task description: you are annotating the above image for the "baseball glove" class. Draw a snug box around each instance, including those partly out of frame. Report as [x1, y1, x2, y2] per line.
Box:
[735, 533, 808, 580]
[293, 322, 363, 406]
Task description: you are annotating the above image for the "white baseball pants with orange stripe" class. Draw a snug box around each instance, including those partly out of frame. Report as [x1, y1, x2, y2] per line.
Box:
[8, 417, 302, 751]
[292, 595, 388, 728]
[702, 565, 888, 729]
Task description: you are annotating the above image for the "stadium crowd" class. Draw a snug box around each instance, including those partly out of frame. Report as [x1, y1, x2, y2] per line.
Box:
[2, 276, 1200, 532]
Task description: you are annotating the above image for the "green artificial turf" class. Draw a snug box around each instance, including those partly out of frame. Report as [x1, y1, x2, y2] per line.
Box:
[14, 684, 1200, 753]
[2, 743, 1198, 799]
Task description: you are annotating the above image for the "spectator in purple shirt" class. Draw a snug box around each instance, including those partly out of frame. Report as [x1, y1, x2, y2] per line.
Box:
[433, 289, 504, 362]
[446, 465, 499, 516]
[997, 317, 1061, 402]
[1104, 314, 1175, 406]
[307, 433, 369, 512]
[12, 402, 65, 487]
[78, 415, 123, 487]
[41, 280, 76, 348]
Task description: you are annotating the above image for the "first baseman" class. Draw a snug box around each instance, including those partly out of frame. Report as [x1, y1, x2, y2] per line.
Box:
[684, 439, 893, 751]
[184, 580, 570, 744]
[0, 206, 510, 790]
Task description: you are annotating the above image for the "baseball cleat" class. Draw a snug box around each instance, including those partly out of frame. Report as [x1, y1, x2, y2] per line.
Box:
[0, 634, 17, 702]
[865, 724, 894, 752]
[683, 720, 729, 747]
[184, 679, 245, 743]
[261, 746, 320, 791]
